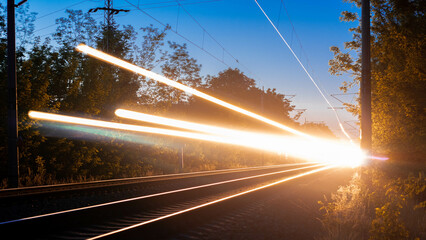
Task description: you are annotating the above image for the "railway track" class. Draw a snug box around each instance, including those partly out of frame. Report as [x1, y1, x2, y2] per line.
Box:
[0, 163, 328, 239]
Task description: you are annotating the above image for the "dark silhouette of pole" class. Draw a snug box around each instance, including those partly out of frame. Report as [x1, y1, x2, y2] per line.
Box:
[7, 0, 19, 188]
[89, 0, 129, 52]
[180, 144, 185, 169]
[361, 0, 372, 153]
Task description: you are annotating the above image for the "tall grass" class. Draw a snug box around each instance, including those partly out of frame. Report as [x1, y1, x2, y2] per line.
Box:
[318, 165, 425, 240]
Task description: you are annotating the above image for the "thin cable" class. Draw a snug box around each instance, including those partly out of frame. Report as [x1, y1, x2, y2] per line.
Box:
[35, 0, 90, 20]
[279, 0, 313, 74]
[175, 0, 259, 79]
[34, 16, 103, 35]
[254, 0, 352, 142]
[139, 0, 222, 10]
[123, 0, 231, 68]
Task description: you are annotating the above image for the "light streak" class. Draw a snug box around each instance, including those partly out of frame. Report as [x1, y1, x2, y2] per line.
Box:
[88, 165, 333, 240]
[74, 45, 368, 166]
[254, 0, 353, 142]
[28, 111, 261, 147]
[76, 44, 313, 139]
[115, 109, 366, 167]
[0, 163, 319, 225]
[370, 155, 389, 161]
[29, 111, 366, 167]
[115, 109, 257, 138]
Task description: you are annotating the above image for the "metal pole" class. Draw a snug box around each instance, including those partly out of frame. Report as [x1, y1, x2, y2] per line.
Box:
[180, 145, 184, 169]
[7, 0, 19, 188]
[105, 0, 112, 52]
[360, 0, 372, 153]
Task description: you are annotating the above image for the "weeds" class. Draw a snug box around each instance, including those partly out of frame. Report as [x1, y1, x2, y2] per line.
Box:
[318, 166, 425, 240]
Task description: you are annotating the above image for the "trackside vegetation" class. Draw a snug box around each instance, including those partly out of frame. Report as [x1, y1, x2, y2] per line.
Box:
[319, 0, 425, 239]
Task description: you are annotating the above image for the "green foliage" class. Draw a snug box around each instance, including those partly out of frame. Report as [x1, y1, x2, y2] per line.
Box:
[183, 68, 296, 132]
[329, 0, 426, 160]
[318, 167, 425, 240]
[0, 3, 302, 187]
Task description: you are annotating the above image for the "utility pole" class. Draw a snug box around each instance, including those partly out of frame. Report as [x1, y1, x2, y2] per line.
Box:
[105, 0, 113, 29]
[88, 0, 129, 52]
[7, 0, 27, 188]
[361, 0, 372, 153]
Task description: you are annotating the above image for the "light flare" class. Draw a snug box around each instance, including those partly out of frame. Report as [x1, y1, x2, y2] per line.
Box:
[28, 111, 250, 146]
[115, 109, 259, 138]
[29, 111, 365, 167]
[370, 155, 389, 161]
[115, 109, 366, 168]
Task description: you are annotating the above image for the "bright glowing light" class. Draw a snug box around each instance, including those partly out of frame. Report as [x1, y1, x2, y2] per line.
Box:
[370, 155, 389, 161]
[28, 111, 251, 145]
[115, 109, 365, 167]
[88, 165, 332, 240]
[115, 109, 257, 138]
[75, 45, 367, 167]
[115, 109, 366, 168]
[76, 44, 313, 139]
[30, 111, 365, 167]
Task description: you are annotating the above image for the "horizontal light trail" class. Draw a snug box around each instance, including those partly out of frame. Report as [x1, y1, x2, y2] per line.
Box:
[88, 165, 333, 240]
[115, 109, 365, 167]
[76, 44, 313, 139]
[29, 111, 365, 167]
[0, 164, 321, 225]
[28, 111, 253, 146]
[254, 0, 352, 141]
[115, 109, 261, 138]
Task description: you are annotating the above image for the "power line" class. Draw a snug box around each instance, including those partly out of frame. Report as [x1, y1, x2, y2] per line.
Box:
[330, 93, 357, 104]
[277, 0, 314, 74]
[36, 15, 104, 38]
[35, 0, 91, 21]
[175, 0, 256, 77]
[139, 0, 222, 10]
[254, 0, 353, 142]
[123, 0, 231, 68]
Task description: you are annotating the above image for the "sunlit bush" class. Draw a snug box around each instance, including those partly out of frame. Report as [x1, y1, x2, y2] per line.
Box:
[318, 167, 425, 240]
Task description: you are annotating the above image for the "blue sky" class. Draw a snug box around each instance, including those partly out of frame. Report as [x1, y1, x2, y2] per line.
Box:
[23, 0, 361, 139]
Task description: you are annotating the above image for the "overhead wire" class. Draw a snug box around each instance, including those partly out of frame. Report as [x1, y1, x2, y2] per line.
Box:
[139, 0, 223, 10]
[175, 0, 260, 80]
[123, 0, 231, 68]
[277, 0, 359, 140]
[254, 0, 353, 142]
[278, 0, 313, 74]
[35, 0, 91, 21]
[35, 15, 104, 37]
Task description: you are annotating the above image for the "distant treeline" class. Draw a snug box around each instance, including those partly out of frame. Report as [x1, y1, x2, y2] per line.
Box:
[0, 5, 334, 187]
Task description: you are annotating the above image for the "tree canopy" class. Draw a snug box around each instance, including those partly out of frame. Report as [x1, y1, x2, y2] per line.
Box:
[0, 3, 333, 187]
[329, 0, 425, 161]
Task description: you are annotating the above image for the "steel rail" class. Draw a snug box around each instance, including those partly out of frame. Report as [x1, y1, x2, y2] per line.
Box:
[0, 163, 322, 225]
[0, 163, 310, 198]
